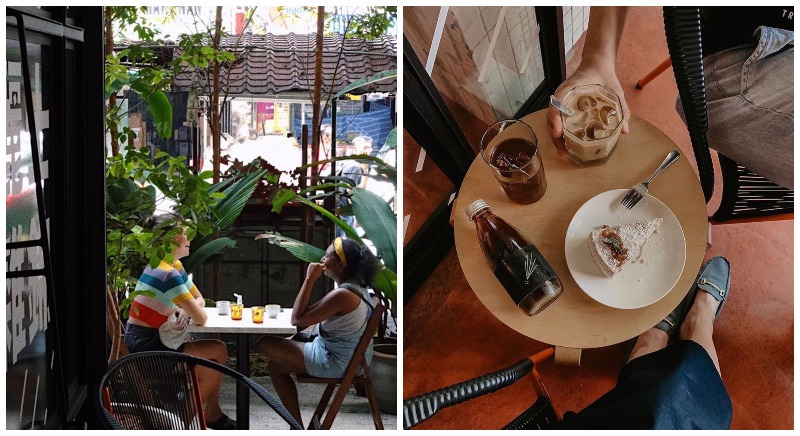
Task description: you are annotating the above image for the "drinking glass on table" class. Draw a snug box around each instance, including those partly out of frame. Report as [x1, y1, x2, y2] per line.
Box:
[559, 84, 623, 167]
[251, 306, 265, 323]
[480, 119, 547, 204]
[230, 303, 243, 320]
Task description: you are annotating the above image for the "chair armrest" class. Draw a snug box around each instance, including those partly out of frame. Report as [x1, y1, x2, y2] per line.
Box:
[403, 357, 533, 429]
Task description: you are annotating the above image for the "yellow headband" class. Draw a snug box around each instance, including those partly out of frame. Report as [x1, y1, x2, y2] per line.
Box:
[333, 237, 348, 267]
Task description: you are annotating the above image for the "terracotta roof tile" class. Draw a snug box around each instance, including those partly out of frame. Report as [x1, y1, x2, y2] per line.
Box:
[120, 33, 396, 95]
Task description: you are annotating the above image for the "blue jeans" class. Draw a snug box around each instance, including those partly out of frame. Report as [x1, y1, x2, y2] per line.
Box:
[678, 26, 794, 189]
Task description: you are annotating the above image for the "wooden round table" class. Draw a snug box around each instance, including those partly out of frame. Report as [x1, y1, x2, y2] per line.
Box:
[453, 109, 708, 364]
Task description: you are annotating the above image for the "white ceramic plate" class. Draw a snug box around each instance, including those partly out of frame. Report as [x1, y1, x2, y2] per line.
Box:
[565, 189, 686, 309]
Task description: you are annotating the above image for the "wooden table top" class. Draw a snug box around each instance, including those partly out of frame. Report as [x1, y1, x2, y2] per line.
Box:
[453, 109, 708, 349]
[187, 307, 297, 335]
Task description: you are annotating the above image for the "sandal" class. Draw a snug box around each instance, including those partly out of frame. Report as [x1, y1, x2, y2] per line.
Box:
[687, 256, 731, 321]
[207, 413, 237, 430]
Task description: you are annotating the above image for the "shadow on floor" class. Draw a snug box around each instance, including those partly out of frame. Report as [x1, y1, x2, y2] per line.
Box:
[218, 375, 397, 430]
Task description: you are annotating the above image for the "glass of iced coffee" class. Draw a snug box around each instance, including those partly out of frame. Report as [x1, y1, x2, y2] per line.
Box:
[559, 84, 623, 166]
[480, 119, 547, 204]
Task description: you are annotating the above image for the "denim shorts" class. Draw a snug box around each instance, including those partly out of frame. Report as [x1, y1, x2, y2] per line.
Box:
[303, 335, 374, 378]
[677, 26, 794, 189]
[124, 323, 186, 353]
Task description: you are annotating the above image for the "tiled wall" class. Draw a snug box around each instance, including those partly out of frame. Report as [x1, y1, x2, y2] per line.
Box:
[563, 6, 590, 58]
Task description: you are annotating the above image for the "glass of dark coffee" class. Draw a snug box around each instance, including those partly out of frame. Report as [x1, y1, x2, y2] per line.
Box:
[480, 119, 547, 204]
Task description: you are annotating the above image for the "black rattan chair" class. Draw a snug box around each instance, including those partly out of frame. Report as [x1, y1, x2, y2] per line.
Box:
[98, 351, 302, 430]
[403, 348, 558, 430]
[663, 6, 793, 223]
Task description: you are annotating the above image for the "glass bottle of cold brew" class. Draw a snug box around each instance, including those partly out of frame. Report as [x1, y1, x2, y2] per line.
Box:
[466, 199, 563, 316]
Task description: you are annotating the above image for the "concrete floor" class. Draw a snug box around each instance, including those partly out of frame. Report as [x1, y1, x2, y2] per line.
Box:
[218, 375, 397, 430]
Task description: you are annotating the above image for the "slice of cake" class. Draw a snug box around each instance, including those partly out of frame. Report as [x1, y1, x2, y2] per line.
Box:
[588, 218, 662, 277]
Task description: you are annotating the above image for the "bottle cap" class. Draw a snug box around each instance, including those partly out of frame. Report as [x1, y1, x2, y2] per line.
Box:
[465, 199, 490, 220]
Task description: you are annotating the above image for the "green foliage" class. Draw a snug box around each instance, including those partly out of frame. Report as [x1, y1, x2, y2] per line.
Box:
[266, 152, 398, 316]
[333, 70, 396, 99]
[298, 154, 396, 187]
[383, 128, 397, 150]
[106, 147, 214, 296]
[184, 169, 267, 270]
[174, 33, 236, 73]
[105, 7, 174, 145]
[350, 6, 396, 39]
[255, 233, 327, 264]
[351, 187, 396, 272]
[181, 237, 238, 273]
[106, 146, 265, 319]
[327, 6, 397, 39]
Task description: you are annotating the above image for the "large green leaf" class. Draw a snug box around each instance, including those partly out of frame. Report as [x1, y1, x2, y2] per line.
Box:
[193, 170, 264, 249]
[107, 179, 156, 218]
[333, 69, 396, 100]
[297, 197, 363, 244]
[256, 231, 396, 315]
[254, 232, 326, 263]
[372, 266, 397, 316]
[301, 154, 396, 187]
[351, 187, 396, 272]
[181, 237, 237, 274]
[214, 170, 264, 230]
[383, 128, 397, 150]
[129, 80, 172, 139]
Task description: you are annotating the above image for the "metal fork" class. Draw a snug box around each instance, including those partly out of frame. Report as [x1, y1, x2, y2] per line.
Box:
[621, 149, 681, 209]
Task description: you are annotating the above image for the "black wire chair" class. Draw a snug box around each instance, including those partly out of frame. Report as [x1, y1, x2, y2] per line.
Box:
[98, 351, 302, 430]
[403, 348, 558, 430]
[663, 6, 793, 223]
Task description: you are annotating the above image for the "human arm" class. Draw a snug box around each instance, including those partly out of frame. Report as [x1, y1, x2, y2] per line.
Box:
[178, 296, 208, 326]
[290, 263, 361, 328]
[176, 269, 208, 325]
[547, 7, 632, 156]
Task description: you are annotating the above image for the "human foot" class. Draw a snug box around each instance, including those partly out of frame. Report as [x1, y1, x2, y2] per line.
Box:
[626, 327, 669, 363]
[206, 413, 237, 430]
[679, 256, 730, 339]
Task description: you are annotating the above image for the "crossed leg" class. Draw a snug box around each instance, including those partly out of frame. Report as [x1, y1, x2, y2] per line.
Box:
[626, 291, 722, 375]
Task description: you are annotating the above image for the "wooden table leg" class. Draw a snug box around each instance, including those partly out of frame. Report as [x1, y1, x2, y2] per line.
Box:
[554, 346, 582, 366]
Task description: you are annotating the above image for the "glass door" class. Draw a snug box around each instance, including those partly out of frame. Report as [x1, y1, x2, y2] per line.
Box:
[403, 6, 565, 297]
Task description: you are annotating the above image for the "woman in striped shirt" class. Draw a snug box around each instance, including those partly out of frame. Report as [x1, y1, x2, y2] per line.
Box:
[123, 214, 235, 430]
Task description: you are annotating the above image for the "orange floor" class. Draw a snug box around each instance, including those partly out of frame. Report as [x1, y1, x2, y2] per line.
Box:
[402, 7, 793, 429]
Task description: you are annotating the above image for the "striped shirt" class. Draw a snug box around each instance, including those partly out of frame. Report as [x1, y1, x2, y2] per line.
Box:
[129, 260, 199, 328]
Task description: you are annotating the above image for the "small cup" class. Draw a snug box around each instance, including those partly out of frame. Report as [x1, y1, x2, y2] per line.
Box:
[559, 84, 623, 167]
[251, 306, 265, 323]
[230, 303, 243, 321]
[480, 119, 547, 204]
[266, 304, 281, 319]
[216, 300, 230, 316]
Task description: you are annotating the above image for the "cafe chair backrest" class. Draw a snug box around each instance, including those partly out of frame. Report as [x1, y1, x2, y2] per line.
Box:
[97, 351, 302, 430]
[663, 6, 793, 223]
[296, 301, 386, 430]
[403, 348, 558, 430]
